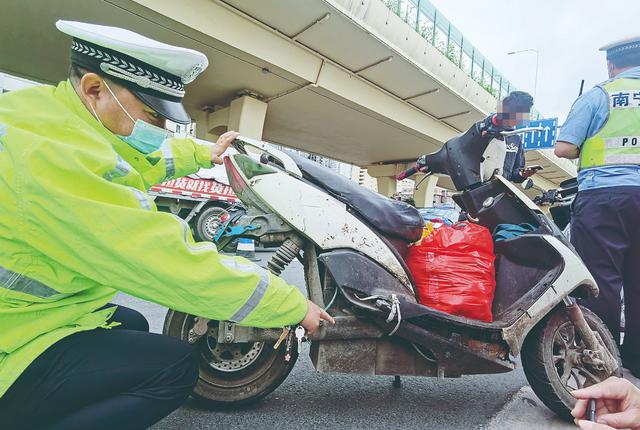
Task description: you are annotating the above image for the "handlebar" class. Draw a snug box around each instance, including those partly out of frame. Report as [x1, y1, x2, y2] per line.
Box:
[397, 123, 548, 183]
[396, 165, 419, 181]
[533, 184, 578, 205]
[396, 155, 429, 180]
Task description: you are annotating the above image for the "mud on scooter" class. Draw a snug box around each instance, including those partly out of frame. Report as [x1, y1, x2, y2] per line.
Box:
[163, 119, 621, 420]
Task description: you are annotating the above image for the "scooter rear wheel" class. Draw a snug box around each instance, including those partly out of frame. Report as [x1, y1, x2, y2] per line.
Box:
[163, 310, 298, 407]
[521, 305, 622, 420]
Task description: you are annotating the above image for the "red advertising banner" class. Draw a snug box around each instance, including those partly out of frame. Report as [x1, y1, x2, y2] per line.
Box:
[150, 177, 238, 202]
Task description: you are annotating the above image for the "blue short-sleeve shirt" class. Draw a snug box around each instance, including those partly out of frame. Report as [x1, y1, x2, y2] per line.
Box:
[558, 66, 640, 191]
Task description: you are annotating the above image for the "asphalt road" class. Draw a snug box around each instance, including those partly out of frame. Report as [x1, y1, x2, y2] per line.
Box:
[113, 251, 531, 430]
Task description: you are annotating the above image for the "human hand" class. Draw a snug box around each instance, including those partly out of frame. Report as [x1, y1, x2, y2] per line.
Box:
[520, 167, 537, 178]
[300, 300, 335, 336]
[211, 131, 240, 164]
[572, 377, 640, 429]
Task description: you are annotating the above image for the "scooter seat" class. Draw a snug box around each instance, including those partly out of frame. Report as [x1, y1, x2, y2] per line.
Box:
[289, 153, 424, 243]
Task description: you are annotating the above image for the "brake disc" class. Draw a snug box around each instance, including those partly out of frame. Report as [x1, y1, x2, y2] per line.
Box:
[205, 328, 264, 372]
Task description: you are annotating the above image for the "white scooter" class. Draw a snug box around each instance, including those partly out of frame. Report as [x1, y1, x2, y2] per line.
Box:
[163, 119, 620, 420]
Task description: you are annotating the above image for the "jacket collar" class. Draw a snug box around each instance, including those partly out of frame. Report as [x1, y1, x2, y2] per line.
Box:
[54, 80, 123, 147]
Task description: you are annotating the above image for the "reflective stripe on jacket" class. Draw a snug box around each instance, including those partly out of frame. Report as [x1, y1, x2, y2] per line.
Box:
[580, 77, 640, 169]
[0, 81, 307, 397]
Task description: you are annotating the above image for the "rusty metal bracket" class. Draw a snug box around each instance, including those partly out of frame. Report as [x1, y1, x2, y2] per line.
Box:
[188, 317, 210, 344]
[211, 315, 384, 343]
[218, 321, 237, 344]
[304, 242, 325, 308]
[565, 302, 619, 375]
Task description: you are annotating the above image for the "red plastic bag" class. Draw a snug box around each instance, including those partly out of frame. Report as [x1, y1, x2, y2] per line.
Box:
[407, 222, 496, 322]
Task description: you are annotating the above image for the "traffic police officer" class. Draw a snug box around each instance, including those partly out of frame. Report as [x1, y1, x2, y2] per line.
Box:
[0, 21, 333, 429]
[555, 36, 640, 378]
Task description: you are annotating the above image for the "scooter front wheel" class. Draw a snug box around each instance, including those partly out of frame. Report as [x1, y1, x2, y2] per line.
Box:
[163, 310, 298, 407]
[521, 305, 622, 420]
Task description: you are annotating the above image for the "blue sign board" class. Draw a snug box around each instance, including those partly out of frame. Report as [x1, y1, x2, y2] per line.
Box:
[519, 118, 558, 151]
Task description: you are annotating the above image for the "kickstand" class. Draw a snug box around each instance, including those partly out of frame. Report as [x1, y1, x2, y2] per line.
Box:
[393, 375, 402, 388]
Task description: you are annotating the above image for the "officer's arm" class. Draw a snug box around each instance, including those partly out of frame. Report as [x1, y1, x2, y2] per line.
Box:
[555, 141, 580, 159]
[137, 137, 215, 189]
[555, 88, 603, 160]
[21, 143, 308, 328]
[137, 132, 238, 190]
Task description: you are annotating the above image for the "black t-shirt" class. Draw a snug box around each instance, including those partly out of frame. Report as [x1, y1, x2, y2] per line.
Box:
[502, 134, 526, 183]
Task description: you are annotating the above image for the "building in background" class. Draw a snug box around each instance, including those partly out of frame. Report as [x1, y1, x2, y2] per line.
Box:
[397, 175, 454, 207]
[351, 166, 378, 192]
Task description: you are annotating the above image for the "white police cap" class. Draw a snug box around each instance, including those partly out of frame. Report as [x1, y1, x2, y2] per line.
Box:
[600, 35, 640, 61]
[56, 20, 209, 124]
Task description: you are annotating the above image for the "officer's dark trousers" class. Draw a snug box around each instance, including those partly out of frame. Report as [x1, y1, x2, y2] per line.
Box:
[0, 305, 199, 430]
[571, 186, 640, 372]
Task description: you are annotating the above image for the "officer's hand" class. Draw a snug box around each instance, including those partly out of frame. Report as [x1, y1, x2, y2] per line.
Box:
[572, 377, 640, 429]
[300, 300, 335, 336]
[211, 131, 240, 164]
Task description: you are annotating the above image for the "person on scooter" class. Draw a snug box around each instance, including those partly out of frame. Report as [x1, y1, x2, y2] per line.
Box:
[484, 90, 538, 183]
[0, 20, 333, 430]
[555, 36, 640, 378]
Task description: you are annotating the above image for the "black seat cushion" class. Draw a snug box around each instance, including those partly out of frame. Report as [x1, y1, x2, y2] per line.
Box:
[288, 154, 424, 243]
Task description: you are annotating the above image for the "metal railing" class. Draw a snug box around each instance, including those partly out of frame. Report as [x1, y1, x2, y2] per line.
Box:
[383, 0, 513, 100]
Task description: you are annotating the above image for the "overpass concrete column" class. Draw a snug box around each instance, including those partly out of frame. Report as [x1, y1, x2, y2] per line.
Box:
[192, 94, 268, 141]
[228, 95, 268, 139]
[413, 174, 438, 208]
[366, 164, 405, 197]
[376, 176, 397, 197]
[193, 109, 220, 141]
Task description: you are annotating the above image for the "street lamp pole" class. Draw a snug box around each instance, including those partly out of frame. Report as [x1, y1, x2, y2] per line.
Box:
[507, 48, 539, 98]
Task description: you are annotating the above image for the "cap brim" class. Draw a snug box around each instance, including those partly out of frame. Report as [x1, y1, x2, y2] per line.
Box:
[133, 91, 191, 125]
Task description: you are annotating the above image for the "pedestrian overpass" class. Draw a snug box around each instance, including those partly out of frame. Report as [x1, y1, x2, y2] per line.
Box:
[0, 0, 576, 205]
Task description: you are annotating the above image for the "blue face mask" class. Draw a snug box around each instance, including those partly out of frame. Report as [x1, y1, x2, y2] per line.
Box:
[101, 81, 172, 154]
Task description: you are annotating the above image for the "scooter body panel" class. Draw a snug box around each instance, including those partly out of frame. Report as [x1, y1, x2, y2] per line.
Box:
[501, 235, 597, 355]
[246, 168, 412, 289]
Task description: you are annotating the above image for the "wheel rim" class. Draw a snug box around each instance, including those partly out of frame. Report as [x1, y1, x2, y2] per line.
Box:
[203, 326, 265, 372]
[202, 208, 229, 241]
[179, 316, 282, 389]
[552, 322, 600, 391]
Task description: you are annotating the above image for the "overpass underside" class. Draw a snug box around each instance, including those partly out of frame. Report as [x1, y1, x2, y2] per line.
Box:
[0, 0, 575, 202]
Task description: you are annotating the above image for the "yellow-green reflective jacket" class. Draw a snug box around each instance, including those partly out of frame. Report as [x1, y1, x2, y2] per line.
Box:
[0, 81, 307, 397]
[580, 77, 640, 169]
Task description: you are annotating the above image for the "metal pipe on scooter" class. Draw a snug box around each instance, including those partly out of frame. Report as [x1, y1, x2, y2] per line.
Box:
[563, 298, 619, 375]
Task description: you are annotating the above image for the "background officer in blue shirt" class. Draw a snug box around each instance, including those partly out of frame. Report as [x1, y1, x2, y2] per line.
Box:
[555, 36, 640, 378]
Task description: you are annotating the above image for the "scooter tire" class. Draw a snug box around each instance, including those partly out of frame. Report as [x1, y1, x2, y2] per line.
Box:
[192, 205, 239, 253]
[163, 310, 298, 408]
[521, 305, 622, 421]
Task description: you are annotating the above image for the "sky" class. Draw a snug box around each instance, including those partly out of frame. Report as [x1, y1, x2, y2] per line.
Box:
[428, 0, 640, 122]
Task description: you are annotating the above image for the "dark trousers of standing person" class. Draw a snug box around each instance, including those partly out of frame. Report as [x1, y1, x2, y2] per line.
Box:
[0, 305, 199, 430]
[571, 186, 640, 375]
